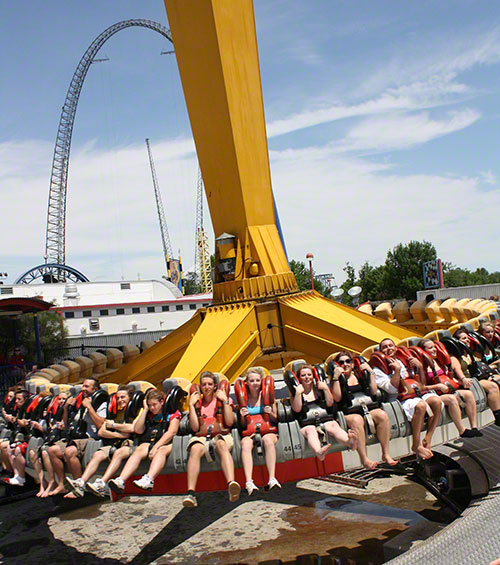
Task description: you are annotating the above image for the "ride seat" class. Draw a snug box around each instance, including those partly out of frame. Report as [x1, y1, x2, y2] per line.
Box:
[374, 302, 395, 322]
[75, 356, 94, 380]
[440, 298, 458, 324]
[88, 352, 107, 374]
[61, 360, 81, 383]
[122, 345, 140, 364]
[393, 301, 412, 323]
[48, 364, 71, 383]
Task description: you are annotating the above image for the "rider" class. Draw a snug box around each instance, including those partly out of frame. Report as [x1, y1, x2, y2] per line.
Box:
[108, 388, 181, 494]
[290, 364, 358, 461]
[371, 338, 442, 459]
[332, 352, 397, 467]
[236, 367, 280, 495]
[418, 338, 480, 437]
[47, 378, 107, 496]
[65, 384, 136, 497]
[182, 371, 240, 508]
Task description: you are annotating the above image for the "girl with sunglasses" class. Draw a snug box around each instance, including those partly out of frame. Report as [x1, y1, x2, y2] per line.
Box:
[332, 352, 397, 467]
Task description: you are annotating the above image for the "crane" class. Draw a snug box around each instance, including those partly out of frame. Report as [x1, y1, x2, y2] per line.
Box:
[145, 138, 183, 291]
[194, 167, 213, 293]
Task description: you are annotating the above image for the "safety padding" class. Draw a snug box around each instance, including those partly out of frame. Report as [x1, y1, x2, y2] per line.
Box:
[393, 301, 412, 323]
[49, 385, 61, 396]
[336, 411, 349, 432]
[88, 352, 107, 374]
[453, 299, 470, 323]
[75, 356, 94, 380]
[122, 345, 140, 364]
[26, 436, 44, 457]
[178, 413, 191, 435]
[357, 302, 373, 315]
[361, 344, 378, 359]
[397, 336, 421, 347]
[35, 383, 47, 393]
[39, 368, 60, 382]
[25, 381, 37, 394]
[470, 378, 488, 413]
[425, 299, 444, 323]
[381, 401, 411, 439]
[287, 420, 307, 459]
[128, 381, 156, 393]
[48, 364, 71, 383]
[69, 384, 82, 397]
[409, 300, 428, 322]
[283, 359, 307, 376]
[276, 399, 293, 423]
[274, 422, 294, 463]
[82, 439, 103, 468]
[374, 302, 394, 322]
[140, 340, 155, 352]
[463, 299, 483, 320]
[438, 298, 456, 323]
[100, 383, 118, 394]
[61, 360, 81, 383]
[105, 348, 123, 369]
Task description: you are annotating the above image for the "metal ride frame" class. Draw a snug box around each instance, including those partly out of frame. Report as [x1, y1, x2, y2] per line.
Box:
[108, 0, 416, 388]
[20, 20, 174, 285]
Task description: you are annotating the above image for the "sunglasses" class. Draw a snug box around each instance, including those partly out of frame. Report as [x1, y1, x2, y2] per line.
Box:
[338, 359, 352, 365]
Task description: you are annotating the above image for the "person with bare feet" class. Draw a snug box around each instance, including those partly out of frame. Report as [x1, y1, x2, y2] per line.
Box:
[418, 338, 480, 438]
[331, 352, 397, 468]
[48, 378, 107, 497]
[66, 384, 137, 497]
[371, 339, 442, 459]
[290, 364, 358, 461]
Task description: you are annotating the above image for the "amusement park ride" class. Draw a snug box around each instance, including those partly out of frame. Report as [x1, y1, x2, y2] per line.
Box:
[108, 0, 415, 388]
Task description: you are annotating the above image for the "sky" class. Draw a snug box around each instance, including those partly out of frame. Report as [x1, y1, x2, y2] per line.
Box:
[2, 1, 500, 288]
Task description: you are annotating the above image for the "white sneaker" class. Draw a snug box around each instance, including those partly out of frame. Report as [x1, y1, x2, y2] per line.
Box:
[133, 474, 154, 491]
[245, 480, 259, 495]
[108, 477, 125, 494]
[6, 474, 25, 487]
[87, 478, 109, 498]
[267, 477, 281, 490]
[65, 476, 85, 497]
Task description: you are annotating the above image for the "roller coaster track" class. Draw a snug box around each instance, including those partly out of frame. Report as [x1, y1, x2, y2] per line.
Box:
[44, 19, 173, 274]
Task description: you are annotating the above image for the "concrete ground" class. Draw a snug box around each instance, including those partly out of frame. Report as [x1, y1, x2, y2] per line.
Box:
[0, 474, 444, 565]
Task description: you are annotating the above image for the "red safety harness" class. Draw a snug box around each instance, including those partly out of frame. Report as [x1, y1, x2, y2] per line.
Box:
[234, 375, 277, 437]
[370, 348, 424, 402]
[190, 379, 231, 438]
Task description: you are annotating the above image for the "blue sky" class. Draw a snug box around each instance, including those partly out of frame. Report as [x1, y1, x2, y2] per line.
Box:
[2, 1, 500, 288]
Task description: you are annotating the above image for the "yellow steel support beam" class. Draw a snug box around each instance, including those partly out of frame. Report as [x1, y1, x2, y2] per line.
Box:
[100, 2, 430, 389]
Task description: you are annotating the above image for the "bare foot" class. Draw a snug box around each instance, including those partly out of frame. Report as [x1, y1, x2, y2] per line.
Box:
[63, 492, 77, 499]
[49, 484, 68, 496]
[413, 445, 433, 460]
[317, 443, 331, 461]
[40, 482, 55, 498]
[382, 455, 399, 466]
[347, 429, 359, 452]
[362, 458, 378, 470]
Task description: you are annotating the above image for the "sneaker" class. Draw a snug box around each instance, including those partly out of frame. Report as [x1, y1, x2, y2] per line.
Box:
[471, 428, 483, 437]
[87, 479, 109, 498]
[133, 474, 154, 491]
[267, 477, 281, 490]
[65, 476, 86, 498]
[5, 474, 25, 487]
[182, 493, 198, 508]
[245, 480, 259, 495]
[228, 480, 241, 502]
[108, 477, 125, 494]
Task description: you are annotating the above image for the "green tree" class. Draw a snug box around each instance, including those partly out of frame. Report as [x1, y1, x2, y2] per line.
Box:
[357, 261, 388, 302]
[340, 262, 356, 305]
[383, 240, 437, 300]
[183, 271, 201, 295]
[0, 311, 68, 366]
[289, 259, 327, 296]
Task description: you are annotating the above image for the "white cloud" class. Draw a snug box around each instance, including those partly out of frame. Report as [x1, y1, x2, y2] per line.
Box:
[339, 109, 480, 152]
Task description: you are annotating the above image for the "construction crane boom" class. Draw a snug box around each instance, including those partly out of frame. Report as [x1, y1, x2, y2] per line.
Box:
[145, 138, 173, 267]
[195, 167, 213, 293]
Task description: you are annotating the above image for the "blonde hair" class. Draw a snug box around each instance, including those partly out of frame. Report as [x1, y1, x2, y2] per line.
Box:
[243, 366, 266, 380]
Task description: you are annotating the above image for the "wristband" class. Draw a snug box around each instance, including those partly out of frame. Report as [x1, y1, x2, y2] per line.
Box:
[224, 400, 230, 405]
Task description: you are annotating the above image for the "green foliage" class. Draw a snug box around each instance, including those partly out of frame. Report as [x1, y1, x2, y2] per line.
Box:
[0, 311, 68, 366]
[383, 240, 437, 300]
[289, 259, 328, 296]
[443, 263, 500, 287]
[183, 271, 201, 295]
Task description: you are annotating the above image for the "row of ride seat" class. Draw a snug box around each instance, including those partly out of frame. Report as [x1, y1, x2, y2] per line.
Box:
[359, 298, 499, 334]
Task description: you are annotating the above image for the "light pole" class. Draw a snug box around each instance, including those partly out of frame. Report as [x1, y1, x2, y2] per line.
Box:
[306, 253, 314, 290]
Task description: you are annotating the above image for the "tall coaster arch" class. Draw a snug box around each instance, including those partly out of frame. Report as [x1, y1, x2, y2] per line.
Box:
[18, 20, 173, 285]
